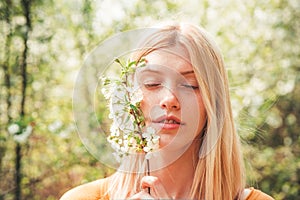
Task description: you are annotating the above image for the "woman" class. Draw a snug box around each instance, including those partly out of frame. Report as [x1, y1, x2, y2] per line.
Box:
[60, 23, 274, 199]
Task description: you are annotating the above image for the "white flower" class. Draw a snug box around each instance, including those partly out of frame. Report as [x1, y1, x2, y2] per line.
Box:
[13, 125, 33, 144]
[110, 100, 125, 116]
[8, 124, 20, 135]
[110, 139, 121, 151]
[23, 125, 33, 135]
[145, 152, 154, 160]
[152, 136, 160, 143]
[110, 123, 121, 136]
[48, 120, 63, 132]
[147, 140, 159, 149]
[101, 87, 111, 99]
[102, 58, 159, 162]
[129, 137, 137, 146]
[141, 127, 160, 159]
[142, 127, 157, 141]
[100, 77, 112, 99]
[130, 88, 143, 104]
[143, 146, 151, 153]
[111, 85, 127, 103]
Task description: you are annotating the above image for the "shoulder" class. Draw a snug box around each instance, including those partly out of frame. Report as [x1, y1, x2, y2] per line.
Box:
[59, 177, 110, 200]
[242, 187, 274, 200]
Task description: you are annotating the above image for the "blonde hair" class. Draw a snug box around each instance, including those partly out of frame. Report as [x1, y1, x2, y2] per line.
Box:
[109, 23, 245, 200]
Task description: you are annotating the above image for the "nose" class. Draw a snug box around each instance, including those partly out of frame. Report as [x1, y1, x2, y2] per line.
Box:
[159, 88, 180, 111]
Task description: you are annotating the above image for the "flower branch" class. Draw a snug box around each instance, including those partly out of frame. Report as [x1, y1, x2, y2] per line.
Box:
[101, 58, 159, 162]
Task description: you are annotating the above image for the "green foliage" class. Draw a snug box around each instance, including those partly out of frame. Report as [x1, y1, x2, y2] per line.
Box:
[0, 0, 299, 199]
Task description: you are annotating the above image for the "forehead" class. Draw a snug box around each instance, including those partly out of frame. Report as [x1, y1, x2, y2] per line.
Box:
[144, 46, 192, 73]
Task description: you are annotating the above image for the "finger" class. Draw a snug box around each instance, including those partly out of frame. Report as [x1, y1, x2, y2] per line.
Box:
[129, 190, 154, 200]
[141, 176, 170, 199]
[140, 176, 158, 189]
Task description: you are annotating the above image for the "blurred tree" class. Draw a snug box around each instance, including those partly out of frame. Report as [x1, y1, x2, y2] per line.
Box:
[0, 0, 33, 199]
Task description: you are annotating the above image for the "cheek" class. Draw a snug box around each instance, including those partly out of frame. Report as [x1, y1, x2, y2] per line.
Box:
[140, 91, 167, 124]
[183, 93, 206, 130]
[140, 91, 158, 116]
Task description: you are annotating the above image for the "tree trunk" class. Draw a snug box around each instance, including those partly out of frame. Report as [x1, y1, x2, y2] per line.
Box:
[14, 144, 21, 200]
[14, 0, 31, 199]
[0, 1, 12, 198]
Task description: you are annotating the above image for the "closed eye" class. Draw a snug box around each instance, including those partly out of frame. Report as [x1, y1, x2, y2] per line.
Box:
[144, 83, 161, 89]
[182, 84, 199, 90]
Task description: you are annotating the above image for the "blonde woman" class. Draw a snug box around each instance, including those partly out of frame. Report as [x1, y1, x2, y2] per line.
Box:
[60, 23, 274, 200]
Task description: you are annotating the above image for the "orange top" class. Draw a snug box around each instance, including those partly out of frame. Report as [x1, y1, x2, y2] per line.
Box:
[60, 177, 274, 200]
[244, 187, 274, 200]
[60, 178, 110, 200]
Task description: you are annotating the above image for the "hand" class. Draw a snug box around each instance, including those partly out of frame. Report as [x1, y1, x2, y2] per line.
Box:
[129, 176, 171, 199]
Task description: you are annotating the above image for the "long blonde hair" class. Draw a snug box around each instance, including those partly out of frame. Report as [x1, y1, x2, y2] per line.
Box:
[109, 23, 245, 200]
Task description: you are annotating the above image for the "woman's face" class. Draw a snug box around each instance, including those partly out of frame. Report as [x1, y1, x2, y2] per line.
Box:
[136, 45, 207, 152]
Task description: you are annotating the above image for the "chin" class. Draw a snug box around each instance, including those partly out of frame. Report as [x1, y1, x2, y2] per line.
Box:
[158, 136, 191, 152]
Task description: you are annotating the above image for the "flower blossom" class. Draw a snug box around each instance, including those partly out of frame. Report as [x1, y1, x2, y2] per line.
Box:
[101, 58, 160, 161]
[13, 125, 33, 144]
[8, 124, 20, 135]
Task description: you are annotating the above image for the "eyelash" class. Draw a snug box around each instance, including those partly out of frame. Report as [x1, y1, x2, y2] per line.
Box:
[144, 83, 199, 90]
[182, 84, 199, 90]
[144, 83, 161, 88]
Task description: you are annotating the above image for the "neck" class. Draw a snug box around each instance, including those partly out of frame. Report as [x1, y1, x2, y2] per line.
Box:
[151, 140, 199, 199]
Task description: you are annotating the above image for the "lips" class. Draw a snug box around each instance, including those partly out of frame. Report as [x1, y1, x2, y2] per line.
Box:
[159, 119, 180, 124]
[152, 115, 184, 130]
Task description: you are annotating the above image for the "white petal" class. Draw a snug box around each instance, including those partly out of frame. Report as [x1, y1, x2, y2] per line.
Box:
[145, 152, 153, 160]
[143, 146, 151, 153]
[8, 124, 20, 135]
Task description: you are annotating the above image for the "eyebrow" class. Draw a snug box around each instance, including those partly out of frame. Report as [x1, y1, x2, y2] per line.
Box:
[140, 68, 194, 75]
[180, 70, 194, 75]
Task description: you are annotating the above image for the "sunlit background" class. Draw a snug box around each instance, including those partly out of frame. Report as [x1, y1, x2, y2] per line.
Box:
[0, 0, 299, 199]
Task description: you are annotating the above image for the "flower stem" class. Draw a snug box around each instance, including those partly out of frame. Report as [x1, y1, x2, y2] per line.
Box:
[147, 159, 151, 194]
